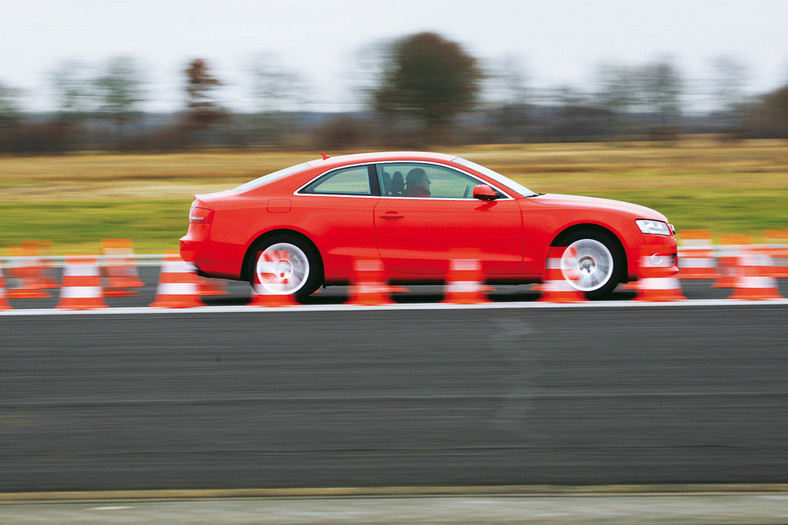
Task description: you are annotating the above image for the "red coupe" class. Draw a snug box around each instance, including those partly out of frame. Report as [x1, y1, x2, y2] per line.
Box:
[180, 151, 678, 299]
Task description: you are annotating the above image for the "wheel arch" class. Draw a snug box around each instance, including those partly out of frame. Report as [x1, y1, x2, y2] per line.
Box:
[240, 229, 324, 284]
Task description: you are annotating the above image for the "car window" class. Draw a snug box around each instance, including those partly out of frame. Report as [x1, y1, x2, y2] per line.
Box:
[301, 166, 372, 195]
[453, 157, 536, 197]
[233, 162, 310, 192]
[376, 163, 484, 199]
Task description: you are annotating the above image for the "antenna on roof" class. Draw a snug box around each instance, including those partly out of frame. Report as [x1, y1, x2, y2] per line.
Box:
[321, 152, 331, 160]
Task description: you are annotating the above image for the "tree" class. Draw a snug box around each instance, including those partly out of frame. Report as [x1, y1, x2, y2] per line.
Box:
[185, 58, 224, 126]
[49, 60, 94, 123]
[592, 64, 639, 114]
[247, 52, 307, 114]
[93, 56, 145, 142]
[0, 82, 21, 128]
[636, 60, 683, 128]
[710, 55, 750, 114]
[372, 32, 482, 138]
[751, 83, 788, 137]
[483, 56, 531, 142]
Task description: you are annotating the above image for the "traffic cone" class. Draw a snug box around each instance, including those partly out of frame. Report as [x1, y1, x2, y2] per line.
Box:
[538, 246, 587, 303]
[442, 258, 489, 304]
[22, 240, 59, 290]
[101, 239, 145, 297]
[149, 253, 204, 308]
[764, 230, 788, 278]
[636, 246, 686, 302]
[713, 235, 750, 288]
[0, 264, 12, 310]
[729, 249, 782, 301]
[5, 245, 50, 299]
[56, 255, 107, 310]
[346, 258, 394, 306]
[678, 229, 719, 279]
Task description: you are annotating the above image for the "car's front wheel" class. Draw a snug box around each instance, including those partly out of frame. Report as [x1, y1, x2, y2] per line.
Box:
[553, 230, 624, 299]
[247, 235, 322, 301]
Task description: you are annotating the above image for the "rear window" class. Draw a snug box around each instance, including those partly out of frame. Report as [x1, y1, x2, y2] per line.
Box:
[233, 163, 310, 192]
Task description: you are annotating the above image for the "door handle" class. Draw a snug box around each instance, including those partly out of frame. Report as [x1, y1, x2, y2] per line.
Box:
[380, 211, 404, 219]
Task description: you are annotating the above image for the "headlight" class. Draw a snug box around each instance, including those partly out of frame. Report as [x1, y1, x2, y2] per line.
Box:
[636, 219, 671, 236]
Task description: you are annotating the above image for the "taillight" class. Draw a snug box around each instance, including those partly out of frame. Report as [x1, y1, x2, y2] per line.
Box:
[189, 206, 214, 224]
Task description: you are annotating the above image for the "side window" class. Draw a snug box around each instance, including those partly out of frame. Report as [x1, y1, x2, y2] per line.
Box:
[301, 166, 372, 195]
[377, 163, 482, 199]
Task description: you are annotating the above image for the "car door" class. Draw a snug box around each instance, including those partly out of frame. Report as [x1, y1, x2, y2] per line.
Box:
[296, 163, 379, 280]
[373, 162, 524, 275]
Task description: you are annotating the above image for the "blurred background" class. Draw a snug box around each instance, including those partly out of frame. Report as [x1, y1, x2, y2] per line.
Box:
[1, 0, 787, 252]
[2, 0, 787, 151]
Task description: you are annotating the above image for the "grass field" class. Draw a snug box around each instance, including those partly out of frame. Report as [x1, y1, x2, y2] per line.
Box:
[1, 139, 787, 254]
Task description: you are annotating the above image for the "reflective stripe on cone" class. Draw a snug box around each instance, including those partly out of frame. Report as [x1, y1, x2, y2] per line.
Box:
[149, 253, 204, 308]
[347, 259, 394, 306]
[442, 258, 489, 304]
[636, 246, 686, 302]
[56, 256, 107, 310]
[729, 250, 782, 301]
[678, 229, 719, 279]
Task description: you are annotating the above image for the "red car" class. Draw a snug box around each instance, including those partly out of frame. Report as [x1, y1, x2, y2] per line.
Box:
[180, 151, 677, 300]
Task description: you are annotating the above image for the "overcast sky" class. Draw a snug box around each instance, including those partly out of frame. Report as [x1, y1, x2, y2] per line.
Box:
[2, 0, 787, 112]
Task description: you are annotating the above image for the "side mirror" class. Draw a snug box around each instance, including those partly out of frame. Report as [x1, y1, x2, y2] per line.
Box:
[472, 184, 499, 201]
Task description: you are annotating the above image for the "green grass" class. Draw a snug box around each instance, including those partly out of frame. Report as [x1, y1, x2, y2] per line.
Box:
[580, 188, 788, 242]
[1, 140, 786, 254]
[0, 199, 192, 255]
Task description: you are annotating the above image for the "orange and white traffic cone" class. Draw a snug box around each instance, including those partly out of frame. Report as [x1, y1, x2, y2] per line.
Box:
[149, 253, 204, 308]
[22, 240, 59, 290]
[0, 264, 12, 311]
[678, 229, 719, 279]
[101, 239, 145, 297]
[713, 235, 750, 288]
[764, 229, 788, 279]
[636, 246, 686, 302]
[729, 249, 782, 301]
[442, 258, 490, 304]
[56, 255, 107, 310]
[5, 245, 51, 299]
[346, 258, 394, 306]
[538, 246, 587, 303]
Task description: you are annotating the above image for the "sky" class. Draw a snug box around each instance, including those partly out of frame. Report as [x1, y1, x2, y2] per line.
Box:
[1, 0, 787, 112]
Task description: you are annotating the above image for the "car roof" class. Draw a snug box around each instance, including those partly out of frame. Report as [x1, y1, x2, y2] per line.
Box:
[307, 151, 456, 169]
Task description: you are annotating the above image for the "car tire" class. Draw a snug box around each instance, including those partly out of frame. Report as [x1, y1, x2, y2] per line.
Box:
[552, 229, 624, 300]
[247, 235, 322, 301]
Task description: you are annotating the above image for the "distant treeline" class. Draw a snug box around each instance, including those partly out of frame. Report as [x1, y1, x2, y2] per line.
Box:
[1, 32, 787, 153]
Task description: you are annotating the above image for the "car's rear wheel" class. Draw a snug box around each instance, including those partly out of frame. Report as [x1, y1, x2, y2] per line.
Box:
[247, 235, 322, 301]
[553, 230, 624, 299]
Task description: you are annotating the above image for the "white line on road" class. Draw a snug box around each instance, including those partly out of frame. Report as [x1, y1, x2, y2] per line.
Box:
[1, 299, 787, 316]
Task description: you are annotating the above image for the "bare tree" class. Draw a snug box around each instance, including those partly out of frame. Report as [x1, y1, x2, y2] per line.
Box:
[710, 55, 750, 114]
[0, 82, 21, 128]
[93, 56, 145, 143]
[636, 59, 683, 128]
[185, 58, 224, 126]
[247, 52, 307, 114]
[49, 60, 94, 123]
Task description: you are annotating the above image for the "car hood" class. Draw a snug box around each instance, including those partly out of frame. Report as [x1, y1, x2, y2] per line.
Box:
[532, 193, 669, 222]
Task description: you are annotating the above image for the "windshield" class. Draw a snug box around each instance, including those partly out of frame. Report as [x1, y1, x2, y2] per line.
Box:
[453, 157, 536, 197]
[232, 162, 311, 192]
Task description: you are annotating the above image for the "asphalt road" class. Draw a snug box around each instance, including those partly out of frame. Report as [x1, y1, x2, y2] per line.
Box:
[1, 297, 787, 492]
